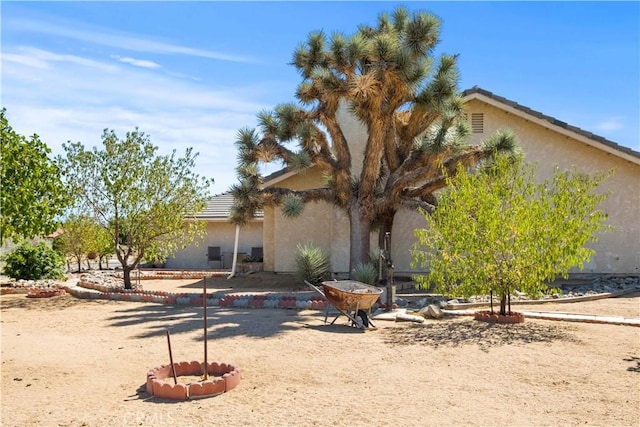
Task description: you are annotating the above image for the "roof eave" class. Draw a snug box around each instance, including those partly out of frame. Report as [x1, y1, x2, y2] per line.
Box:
[462, 87, 640, 165]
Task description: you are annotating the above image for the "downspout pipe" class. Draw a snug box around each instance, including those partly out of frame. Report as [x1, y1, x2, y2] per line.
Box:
[227, 224, 241, 279]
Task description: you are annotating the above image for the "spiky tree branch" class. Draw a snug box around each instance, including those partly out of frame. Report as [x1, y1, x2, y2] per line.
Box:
[231, 7, 518, 272]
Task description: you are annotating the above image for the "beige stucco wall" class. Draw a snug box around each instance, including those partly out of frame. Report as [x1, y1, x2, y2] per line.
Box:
[264, 206, 355, 274]
[337, 100, 367, 179]
[392, 101, 640, 276]
[263, 167, 352, 274]
[460, 98, 640, 274]
[264, 98, 639, 276]
[165, 219, 263, 270]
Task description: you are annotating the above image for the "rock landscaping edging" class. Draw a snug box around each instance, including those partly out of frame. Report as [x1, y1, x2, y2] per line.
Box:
[114, 270, 229, 281]
[58, 275, 330, 310]
[1, 278, 63, 295]
[5, 273, 639, 325]
[398, 275, 640, 310]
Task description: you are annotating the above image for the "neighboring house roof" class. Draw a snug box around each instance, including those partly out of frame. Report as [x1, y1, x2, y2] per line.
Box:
[191, 193, 263, 221]
[462, 86, 640, 164]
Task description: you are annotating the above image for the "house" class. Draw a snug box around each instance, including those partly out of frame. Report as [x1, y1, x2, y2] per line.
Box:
[460, 87, 639, 275]
[170, 87, 640, 276]
[164, 193, 263, 270]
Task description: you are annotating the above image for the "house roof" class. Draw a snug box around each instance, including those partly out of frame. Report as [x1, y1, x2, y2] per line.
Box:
[262, 167, 297, 187]
[462, 86, 640, 164]
[191, 192, 263, 221]
[262, 86, 640, 187]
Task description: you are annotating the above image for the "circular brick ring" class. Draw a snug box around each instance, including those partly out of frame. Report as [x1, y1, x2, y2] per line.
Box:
[474, 310, 525, 324]
[146, 361, 241, 401]
[27, 289, 66, 298]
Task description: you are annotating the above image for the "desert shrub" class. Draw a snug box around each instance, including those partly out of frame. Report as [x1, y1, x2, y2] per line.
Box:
[351, 262, 377, 285]
[2, 242, 66, 280]
[295, 243, 330, 284]
[412, 154, 610, 316]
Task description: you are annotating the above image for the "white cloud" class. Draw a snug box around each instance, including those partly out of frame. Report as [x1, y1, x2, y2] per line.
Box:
[3, 47, 118, 72]
[6, 16, 255, 63]
[594, 117, 624, 132]
[1, 52, 50, 69]
[113, 55, 161, 70]
[1, 46, 269, 195]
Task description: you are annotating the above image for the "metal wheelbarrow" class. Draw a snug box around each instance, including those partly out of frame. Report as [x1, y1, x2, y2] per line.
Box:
[305, 280, 383, 329]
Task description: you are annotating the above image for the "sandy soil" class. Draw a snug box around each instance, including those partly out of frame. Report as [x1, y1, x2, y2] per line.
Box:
[1, 274, 639, 427]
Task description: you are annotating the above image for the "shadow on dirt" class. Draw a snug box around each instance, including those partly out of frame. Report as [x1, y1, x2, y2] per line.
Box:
[302, 323, 367, 334]
[623, 356, 640, 373]
[380, 318, 580, 352]
[105, 303, 324, 341]
[141, 272, 307, 293]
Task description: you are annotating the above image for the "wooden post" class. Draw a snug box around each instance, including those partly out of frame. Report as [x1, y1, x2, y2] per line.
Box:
[203, 276, 208, 380]
[166, 330, 177, 385]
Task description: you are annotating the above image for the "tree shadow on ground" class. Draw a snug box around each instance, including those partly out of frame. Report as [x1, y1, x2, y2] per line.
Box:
[141, 272, 307, 293]
[302, 323, 367, 334]
[106, 303, 323, 341]
[623, 356, 640, 373]
[380, 318, 580, 352]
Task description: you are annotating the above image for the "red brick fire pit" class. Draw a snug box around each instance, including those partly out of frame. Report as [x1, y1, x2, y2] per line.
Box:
[146, 361, 241, 401]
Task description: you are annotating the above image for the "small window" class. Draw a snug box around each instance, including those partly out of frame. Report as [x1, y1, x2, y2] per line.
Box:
[207, 246, 221, 261]
[471, 113, 484, 133]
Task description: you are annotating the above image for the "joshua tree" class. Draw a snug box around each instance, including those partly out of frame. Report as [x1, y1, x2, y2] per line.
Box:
[231, 7, 516, 272]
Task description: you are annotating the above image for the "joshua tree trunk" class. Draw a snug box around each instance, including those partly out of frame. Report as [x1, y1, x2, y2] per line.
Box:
[349, 198, 372, 277]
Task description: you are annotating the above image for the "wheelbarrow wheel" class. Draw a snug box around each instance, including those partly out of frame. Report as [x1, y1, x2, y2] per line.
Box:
[356, 310, 369, 328]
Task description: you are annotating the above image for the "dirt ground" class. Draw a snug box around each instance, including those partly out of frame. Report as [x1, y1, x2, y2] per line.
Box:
[1, 274, 639, 427]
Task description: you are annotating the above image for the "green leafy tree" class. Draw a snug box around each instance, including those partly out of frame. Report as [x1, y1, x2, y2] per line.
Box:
[59, 128, 211, 288]
[54, 215, 114, 272]
[90, 223, 115, 270]
[412, 154, 611, 316]
[55, 214, 95, 272]
[231, 7, 516, 274]
[0, 108, 68, 243]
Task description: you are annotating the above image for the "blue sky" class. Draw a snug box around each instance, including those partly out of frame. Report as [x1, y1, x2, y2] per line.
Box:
[2, 1, 638, 195]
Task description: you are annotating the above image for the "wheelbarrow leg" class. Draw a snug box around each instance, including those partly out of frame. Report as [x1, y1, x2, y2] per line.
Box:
[305, 281, 332, 325]
[343, 308, 366, 329]
[328, 306, 364, 329]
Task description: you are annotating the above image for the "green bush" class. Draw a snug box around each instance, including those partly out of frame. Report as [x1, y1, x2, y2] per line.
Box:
[351, 262, 378, 285]
[2, 242, 66, 280]
[295, 243, 330, 284]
